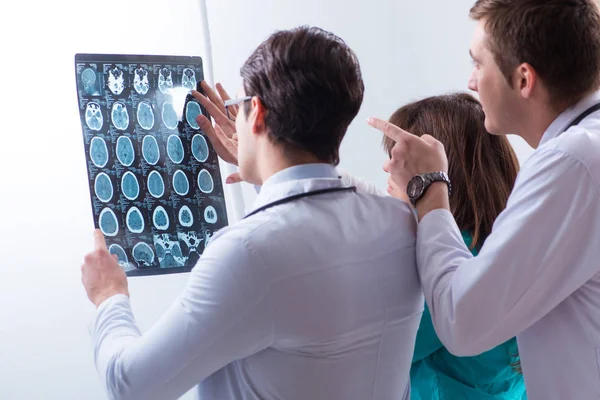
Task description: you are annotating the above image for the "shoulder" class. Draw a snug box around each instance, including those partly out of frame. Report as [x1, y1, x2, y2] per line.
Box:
[506, 127, 600, 212]
[214, 188, 417, 252]
[337, 168, 388, 196]
[521, 125, 600, 191]
[544, 122, 600, 175]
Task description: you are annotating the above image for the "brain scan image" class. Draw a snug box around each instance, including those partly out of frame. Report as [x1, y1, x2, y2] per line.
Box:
[99, 207, 119, 237]
[89, 137, 109, 168]
[121, 171, 140, 201]
[81, 67, 100, 95]
[161, 102, 179, 130]
[178, 205, 194, 227]
[185, 101, 201, 129]
[182, 68, 196, 90]
[132, 242, 155, 267]
[167, 135, 185, 164]
[142, 135, 160, 165]
[191, 134, 209, 162]
[133, 67, 150, 95]
[154, 234, 185, 267]
[153, 206, 170, 230]
[197, 169, 214, 193]
[204, 205, 218, 224]
[126, 206, 145, 234]
[107, 67, 125, 95]
[147, 170, 165, 198]
[137, 101, 155, 130]
[85, 102, 103, 131]
[177, 231, 203, 255]
[111, 102, 130, 130]
[116, 136, 135, 167]
[94, 172, 113, 203]
[158, 67, 174, 94]
[202, 229, 214, 246]
[172, 170, 189, 196]
[109, 244, 132, 270]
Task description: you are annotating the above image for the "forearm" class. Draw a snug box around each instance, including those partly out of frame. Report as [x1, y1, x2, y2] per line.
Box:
[92, 295, 145, 399]
[90, 233, 274, 400]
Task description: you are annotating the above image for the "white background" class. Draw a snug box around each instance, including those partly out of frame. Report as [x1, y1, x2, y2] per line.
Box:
[0, 1, 533, 399]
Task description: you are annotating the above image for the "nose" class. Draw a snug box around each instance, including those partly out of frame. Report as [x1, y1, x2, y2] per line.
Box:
[468, 69, 478, 92]
[383, 159, 390, 173]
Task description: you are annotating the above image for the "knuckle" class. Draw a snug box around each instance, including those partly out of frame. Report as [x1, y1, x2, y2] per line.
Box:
[97, 248, 110, 258]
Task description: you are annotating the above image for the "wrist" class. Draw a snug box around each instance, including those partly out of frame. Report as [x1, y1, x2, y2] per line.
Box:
[416, 181, 450, 221]
[94, 288, 129, 308]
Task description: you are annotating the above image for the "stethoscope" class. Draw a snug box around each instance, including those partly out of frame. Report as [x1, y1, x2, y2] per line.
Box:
[567, 102, 600, 128]
[244, 185, 357, 219]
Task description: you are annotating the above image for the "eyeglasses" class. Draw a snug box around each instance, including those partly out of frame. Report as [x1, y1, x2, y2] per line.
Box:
[224, 96, 252, 121]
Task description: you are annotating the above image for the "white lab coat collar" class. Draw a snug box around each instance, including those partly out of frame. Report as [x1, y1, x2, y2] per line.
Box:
[248, 165, 344, 217]
[539, 90, 600, 146]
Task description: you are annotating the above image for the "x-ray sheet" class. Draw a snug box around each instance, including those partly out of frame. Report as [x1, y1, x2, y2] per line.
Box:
[75, 54, 228, 276]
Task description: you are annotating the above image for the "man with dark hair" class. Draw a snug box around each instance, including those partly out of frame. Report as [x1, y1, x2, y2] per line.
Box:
[81, 26, 423, 399]
[369, 0, 600, 399]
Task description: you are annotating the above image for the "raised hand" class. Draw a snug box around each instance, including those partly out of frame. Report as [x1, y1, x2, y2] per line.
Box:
[81, 230, 129, 307]
[192, 82, 238, 167]
[368, 117, 448, 192]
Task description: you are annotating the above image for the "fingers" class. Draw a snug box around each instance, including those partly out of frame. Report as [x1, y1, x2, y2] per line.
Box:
[215, 123, 235, 142]
[215, 125, 237, 157]
[225, 172, 243, 184]
[197, 115, 238, 165]
[367, 117, 416, 143]
[191, 89, 233, 129]
[93, 229, 107, 250]
[216, 83, 238, 119]
[215, 83, 232, 102]
[200, 81, 227, 115]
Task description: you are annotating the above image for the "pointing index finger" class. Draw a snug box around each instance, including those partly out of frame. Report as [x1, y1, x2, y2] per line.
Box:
[93, 229, 107, 251]
[367, 117, 416, 143]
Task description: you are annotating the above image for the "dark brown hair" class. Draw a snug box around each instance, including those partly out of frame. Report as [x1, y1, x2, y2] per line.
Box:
[383, 93, 519, 249]
[470, 0, 600, 106]
[240, 26, 364, 165]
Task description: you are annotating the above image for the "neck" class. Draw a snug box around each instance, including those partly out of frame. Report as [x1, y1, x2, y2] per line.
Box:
[520, 90, 596, 148]
[518, 100, 572, 148]
[256, 143, 325, 184]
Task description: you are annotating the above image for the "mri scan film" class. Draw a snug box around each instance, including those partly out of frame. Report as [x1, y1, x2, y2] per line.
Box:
[75, 54, 229, 276]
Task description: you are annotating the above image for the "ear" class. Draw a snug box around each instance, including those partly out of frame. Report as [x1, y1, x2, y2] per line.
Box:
[514, 62, 537, 99]
[250, 97, 267, 135]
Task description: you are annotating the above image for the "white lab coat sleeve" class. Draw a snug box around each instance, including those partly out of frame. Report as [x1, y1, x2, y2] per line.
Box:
[337, 168, 387, 196]
[91, 229, 274, 400]
[417, 148, 600, 356]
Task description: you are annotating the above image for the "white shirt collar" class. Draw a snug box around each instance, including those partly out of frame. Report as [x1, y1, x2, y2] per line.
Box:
[248, 163, 344, 216]
[539, 90, 600, 146]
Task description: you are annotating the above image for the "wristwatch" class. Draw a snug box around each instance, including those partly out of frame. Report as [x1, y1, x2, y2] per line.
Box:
[407, 172, 451, 206]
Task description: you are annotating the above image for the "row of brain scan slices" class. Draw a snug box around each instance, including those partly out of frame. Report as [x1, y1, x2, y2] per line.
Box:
[93, 167, 214, 204]
[108, 229, 209, 270]
[98, 203, 218, 238]
[82, 66, 197, 97]
[84, 99, 202, 132]
[89, 133, 209, 168]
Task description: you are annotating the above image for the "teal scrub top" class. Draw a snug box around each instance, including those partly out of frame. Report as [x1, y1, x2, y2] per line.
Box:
[410, 232, 527, 400]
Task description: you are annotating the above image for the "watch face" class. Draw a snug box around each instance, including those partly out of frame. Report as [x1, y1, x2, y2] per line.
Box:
[408, 176, 425, 198]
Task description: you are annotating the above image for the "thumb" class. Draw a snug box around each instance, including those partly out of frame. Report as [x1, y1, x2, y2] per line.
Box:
[94, 229, 107, 251]
[225, 173, 243, 184]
